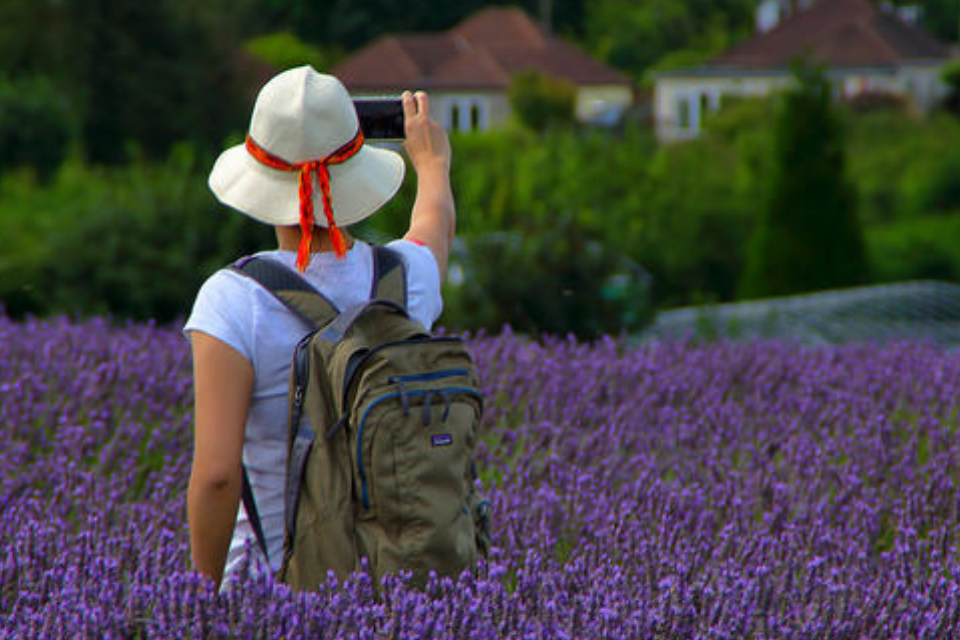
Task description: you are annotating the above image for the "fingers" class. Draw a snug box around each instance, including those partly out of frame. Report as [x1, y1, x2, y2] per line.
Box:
[414, 91, 429, 118]
[402, 90, 430, 119]
[402, 90, 417, 120]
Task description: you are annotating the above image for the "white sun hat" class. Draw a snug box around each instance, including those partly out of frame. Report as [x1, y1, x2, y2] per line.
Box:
[208, 65, 405, 235]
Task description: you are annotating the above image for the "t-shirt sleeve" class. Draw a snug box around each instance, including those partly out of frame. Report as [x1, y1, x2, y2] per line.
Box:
[386, 239, 443, 329]
[182, 269, 255, 362]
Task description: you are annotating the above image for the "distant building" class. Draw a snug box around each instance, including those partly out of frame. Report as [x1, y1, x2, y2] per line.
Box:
[654, 0, 954, 141]
[333, 7, 635, 133]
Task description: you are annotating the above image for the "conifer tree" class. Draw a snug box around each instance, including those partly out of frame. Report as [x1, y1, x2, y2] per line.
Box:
[739, 63, 869, 299]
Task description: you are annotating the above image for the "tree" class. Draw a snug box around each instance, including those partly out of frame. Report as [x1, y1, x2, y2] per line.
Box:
[879, 0, 957, 44]
[58, 0, 248, 165]
[583, 0, 755, 80]
[258, 0, 588, 53]
[0, 76, 75, 182]
[244, 32, 338, 72]
[739, 63, 869, 299]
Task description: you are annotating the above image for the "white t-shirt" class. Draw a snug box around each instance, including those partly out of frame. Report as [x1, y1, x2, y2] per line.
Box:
[183, 239, 442, 581]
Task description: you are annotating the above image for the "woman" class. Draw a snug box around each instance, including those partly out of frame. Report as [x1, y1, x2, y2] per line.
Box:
[183, 66, 455, 587]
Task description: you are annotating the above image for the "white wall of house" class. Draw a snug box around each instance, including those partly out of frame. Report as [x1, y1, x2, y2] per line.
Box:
[433, 92, 510, 133]
[896, 64, 950, 112]
[655, 63, 951, 142]
[423, 86, 635, 132]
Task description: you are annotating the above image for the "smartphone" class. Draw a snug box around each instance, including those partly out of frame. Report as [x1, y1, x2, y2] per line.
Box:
[353, 98, 405, 140]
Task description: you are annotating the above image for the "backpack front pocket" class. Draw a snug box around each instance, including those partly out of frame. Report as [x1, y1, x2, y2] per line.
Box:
[353, 385, 482, 567]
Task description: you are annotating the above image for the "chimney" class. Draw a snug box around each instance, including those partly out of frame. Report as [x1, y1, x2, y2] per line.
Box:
[898, 5, 923, 25]
[539, 0, 553, 33]
[880, 2, 924, 25]
[756, 0, 785, 33]
[756, 0, 815, 33]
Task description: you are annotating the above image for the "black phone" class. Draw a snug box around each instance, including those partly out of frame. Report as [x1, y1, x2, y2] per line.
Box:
[353, 98, 405, 140]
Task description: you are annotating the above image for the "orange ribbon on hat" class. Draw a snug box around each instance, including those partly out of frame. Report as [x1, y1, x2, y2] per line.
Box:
[245, 130, 366, 272]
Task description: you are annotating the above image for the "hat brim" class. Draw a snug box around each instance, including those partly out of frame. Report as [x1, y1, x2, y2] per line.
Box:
[208, 141, 405, 227]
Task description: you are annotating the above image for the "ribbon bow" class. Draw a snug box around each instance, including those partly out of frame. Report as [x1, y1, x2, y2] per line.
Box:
[245, 130, 366, 272]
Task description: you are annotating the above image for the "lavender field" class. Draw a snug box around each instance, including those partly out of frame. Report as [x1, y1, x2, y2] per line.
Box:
[2, 315, 960, 638]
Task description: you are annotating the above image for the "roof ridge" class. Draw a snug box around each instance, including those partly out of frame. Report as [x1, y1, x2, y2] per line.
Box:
[710, 0, 948, 69]
[333, 7, 631, 91]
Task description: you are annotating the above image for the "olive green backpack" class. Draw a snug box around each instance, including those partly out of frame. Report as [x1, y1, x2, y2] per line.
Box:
[233, 246, 490, 590]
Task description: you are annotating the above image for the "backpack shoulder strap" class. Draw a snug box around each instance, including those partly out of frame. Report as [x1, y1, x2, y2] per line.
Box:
[241, 466, 271, 565]
[232, 256, 340, 329]
[371, 245, 408, 308]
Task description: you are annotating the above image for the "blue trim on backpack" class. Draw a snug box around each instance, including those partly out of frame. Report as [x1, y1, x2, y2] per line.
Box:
[387, 369, 470, 384]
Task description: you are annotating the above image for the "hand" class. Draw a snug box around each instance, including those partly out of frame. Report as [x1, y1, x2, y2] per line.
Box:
[402, 91, 451, 174]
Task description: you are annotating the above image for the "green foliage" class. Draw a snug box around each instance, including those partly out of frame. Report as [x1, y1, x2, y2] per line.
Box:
[4, 68, 960, 330]
[362, 126, 657, 337]
[0, 146, 273, 320]
[634, 136, 754, 306]
[867, 215, 960, 283]
[0, 75, 75, 182]
[941, 59, 960, 89]
[740, 64, 869, 299]
[508, 71, 577, 133]
[244, 32, 338, 72]
[0, 0, 249, 166]
[584, 0, 755, 80]
[67, 0, 249, 164]
[941, 59, 960, 112]
[846, 110, 960, 223]
[445, 223, 652, 339]
[261, 0, 588, 52]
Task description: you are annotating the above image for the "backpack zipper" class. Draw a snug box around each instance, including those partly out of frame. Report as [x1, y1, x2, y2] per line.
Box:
[355, 386, 483, 510]
[341, 335, 463, 409]
[290, 332, 314, 430]
[387, 368, 470, 384]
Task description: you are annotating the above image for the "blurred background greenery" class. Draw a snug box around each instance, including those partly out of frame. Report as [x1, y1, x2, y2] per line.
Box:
[1, 0, 959, 339]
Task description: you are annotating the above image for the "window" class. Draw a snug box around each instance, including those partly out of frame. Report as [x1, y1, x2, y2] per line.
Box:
[446, 98, 487, 132]
[676, 95, 694, 131]
[675, 90, 721, 136]
[449, 103, 461, 131]
[470, 104, 481, 131]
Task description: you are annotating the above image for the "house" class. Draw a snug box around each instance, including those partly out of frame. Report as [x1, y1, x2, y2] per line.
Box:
[332, 7, 635, 133]
[654, 0, 954, 141]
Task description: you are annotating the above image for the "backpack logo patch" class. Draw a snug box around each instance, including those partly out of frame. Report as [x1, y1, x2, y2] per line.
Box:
[431, 433, 453, 447]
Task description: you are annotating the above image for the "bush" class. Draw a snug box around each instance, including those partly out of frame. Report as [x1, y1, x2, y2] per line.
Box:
[443, 224, 653, 340]
[941, 59, 960, 112]
[903, 146, 960, 216]
[633, 136, 754, 306]
[0, 146, 274, 321]
[844, 90, 909, 115]
[508, 71, 577, 133]
[0, 75, 75, 182]
[844, 111, 960, 227]
[867, 215, 960, 283]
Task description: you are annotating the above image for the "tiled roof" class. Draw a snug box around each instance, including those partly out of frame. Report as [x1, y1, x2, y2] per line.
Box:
[711, 0, 951, 70]
[332, 7, 632, 91]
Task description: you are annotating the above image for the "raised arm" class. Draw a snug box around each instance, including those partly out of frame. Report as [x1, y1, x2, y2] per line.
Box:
[402, 91, 455, 278]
